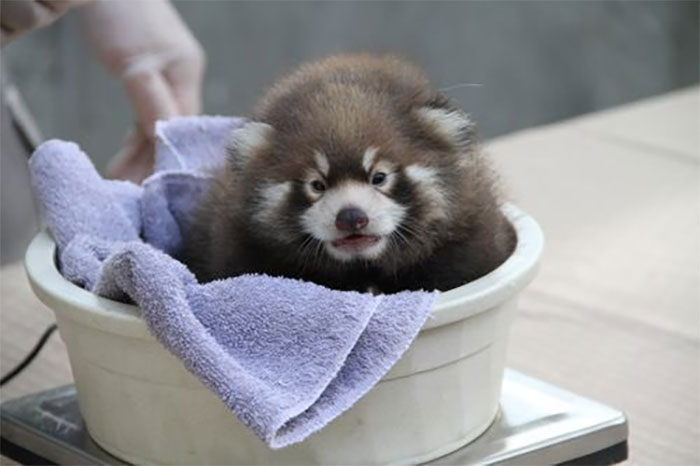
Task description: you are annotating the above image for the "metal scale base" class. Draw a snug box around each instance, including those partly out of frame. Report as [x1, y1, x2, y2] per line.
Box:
[0, 370, 628, 465]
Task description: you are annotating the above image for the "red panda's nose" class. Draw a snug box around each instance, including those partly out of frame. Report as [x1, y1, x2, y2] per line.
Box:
[335, 207, 369, 232]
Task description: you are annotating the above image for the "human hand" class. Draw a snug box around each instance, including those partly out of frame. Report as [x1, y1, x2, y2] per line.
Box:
[1, 0, 90, 45]
[79, 0, 205, 182]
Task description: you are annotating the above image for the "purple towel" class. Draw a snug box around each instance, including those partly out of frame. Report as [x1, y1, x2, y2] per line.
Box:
[28, 116, 438, 448]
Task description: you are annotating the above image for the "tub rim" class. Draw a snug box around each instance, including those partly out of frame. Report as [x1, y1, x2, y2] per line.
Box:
[24, 203, 543, 339]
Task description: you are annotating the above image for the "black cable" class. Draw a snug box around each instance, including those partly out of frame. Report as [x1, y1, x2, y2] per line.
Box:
[0, 323, 58, 387]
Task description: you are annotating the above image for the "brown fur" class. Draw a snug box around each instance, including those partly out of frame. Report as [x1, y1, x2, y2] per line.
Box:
[182, 54, 515, 292]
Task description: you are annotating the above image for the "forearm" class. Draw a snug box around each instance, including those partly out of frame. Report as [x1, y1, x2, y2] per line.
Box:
[78, 0, 200, 75]
[78, 0, 204, 133]
[78, 0, 205, 182]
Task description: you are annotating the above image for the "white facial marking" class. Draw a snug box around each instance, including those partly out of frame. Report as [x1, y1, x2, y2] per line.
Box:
[362, 147, 379, 172]
[300, 181, 406, 262]
[253, 181, 291, 225]
[416, 107, 471, 147]
[314, 151, 330, 177]
[405, 164, 439, 184]
[229, 122, 273, 168]
[405, 164, 449, 221]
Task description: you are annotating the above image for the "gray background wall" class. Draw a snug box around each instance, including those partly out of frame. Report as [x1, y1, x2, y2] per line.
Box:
[2, 0, 698, 171]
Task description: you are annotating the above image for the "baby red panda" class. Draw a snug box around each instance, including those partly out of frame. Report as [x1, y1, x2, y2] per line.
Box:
[183, 54, 515, 293]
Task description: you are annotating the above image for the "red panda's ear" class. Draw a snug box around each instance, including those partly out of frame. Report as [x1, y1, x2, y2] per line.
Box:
[227, 121, 274, 170]
[414, 107, 475, 152]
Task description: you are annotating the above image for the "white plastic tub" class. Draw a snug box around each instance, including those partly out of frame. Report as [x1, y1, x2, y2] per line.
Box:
[24, 204, 543, 465]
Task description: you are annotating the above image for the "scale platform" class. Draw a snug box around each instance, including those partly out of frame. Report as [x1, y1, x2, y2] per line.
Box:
[0, 369, 628, 465]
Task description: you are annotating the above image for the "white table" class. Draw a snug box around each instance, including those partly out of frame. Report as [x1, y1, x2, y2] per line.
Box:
[2, 87, 697, 464]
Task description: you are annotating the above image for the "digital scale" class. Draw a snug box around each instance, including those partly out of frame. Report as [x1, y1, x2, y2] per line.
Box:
[1, 370, 628, 465]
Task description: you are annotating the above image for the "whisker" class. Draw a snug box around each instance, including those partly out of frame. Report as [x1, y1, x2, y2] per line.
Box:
[397, 222, 424, 240]
[312, 239, 324, 272]
[296, 235, 320, 275]
[438, 82, 484, 92]
[297, 240, 311, 273]
[393, 228, 410, 246]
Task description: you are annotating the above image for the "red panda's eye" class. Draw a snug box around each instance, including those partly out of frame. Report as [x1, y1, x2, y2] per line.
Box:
[371, 172, 387, 186]
[310, 180, 326, 193]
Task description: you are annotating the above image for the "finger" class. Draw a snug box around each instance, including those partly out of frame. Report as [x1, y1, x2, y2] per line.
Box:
[36, 1, 77, 15]
[1, 26, 19, 46]
[1, 0, 90, 45]
[163, 46, 206, 115]
[106, 127, 155, 183]
[121, 66, 179, 140]
[1, 1, 56, 34]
